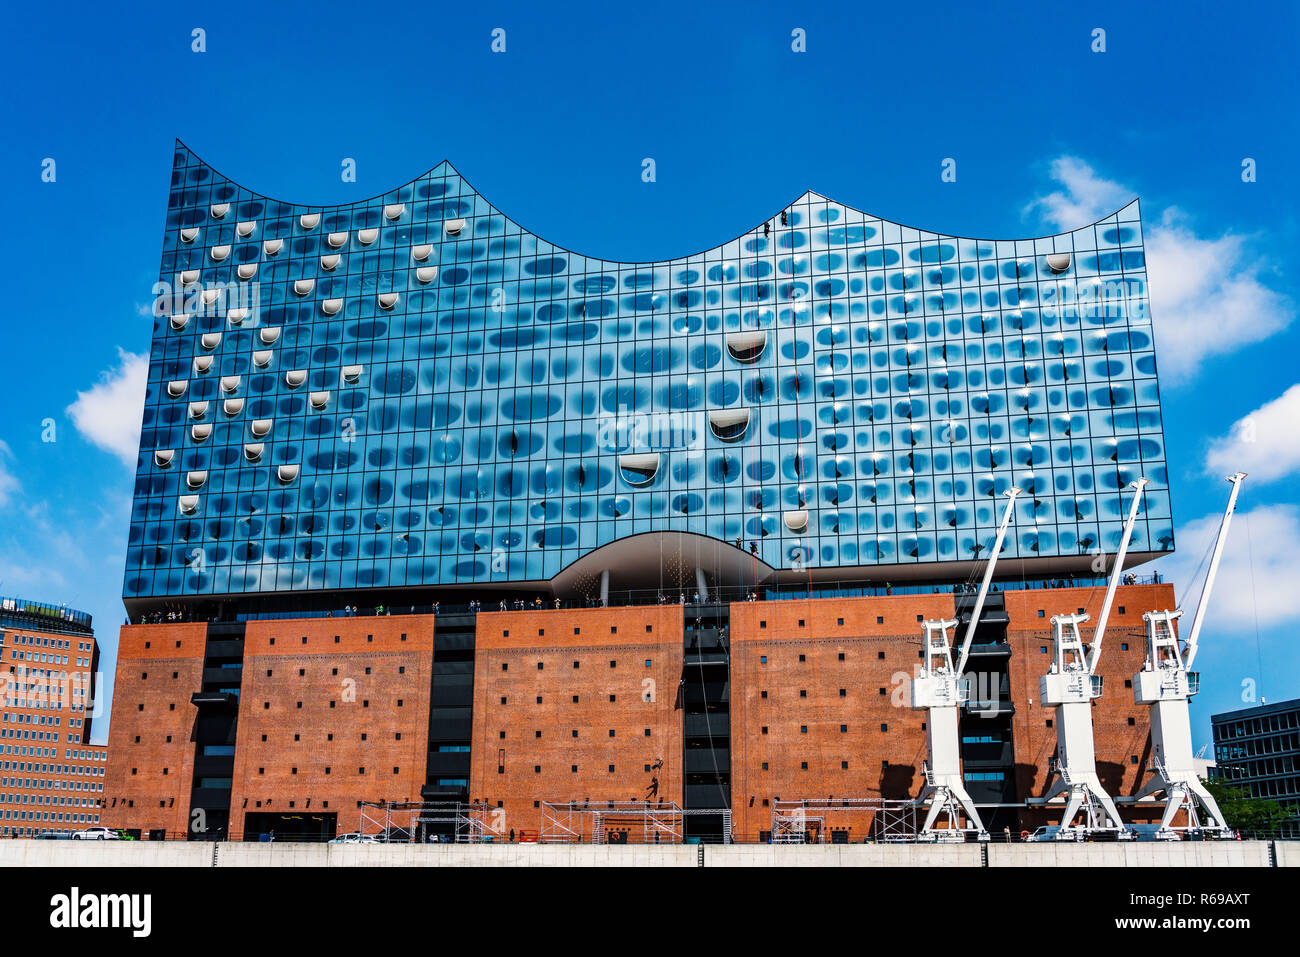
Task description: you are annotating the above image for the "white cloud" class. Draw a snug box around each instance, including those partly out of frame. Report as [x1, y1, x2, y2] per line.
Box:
[66, 349, 148, 468]
[1026, 158, 1292, 385]
[1024, 156, 1132, 229]
[0, 440, 20, 507]
[1155, 503, 1300, 635]
[1204, 383, 1300, 484]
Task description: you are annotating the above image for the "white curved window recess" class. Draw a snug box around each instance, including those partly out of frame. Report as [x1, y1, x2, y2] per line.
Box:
[237, 263, 258, 280]
[250, 418, 273, 438]
[236, 221, 256, 238]
[201, 332, 222, 350]
[1046, 252, 1072, 274]
[309, 391, 330, 410]
[384, 203, 405, 221]
[223, 398, 245, 416]
[210, 245, 231, 262]
[726, 330, 768, 363]
[285, 370, 307, 388]
[321, 298, 343, 316]
[191, 423, 212, 442]
[179, 227, 200, 244]
[252, 350, 273, 368]
[320, 254, 340, 271]
[153, 449, 175, 468]
[444, 218, 466, 236]
[783, 510, 809, 534]
[186, 470, 208, 490]
[263, 239, 283, 256]
[415, 266, 438, 284]
[411, 244, 432, 262]
[169, 314, 190, 332]
[378, 292, 399, 310]
[294, 279, 315, 296]
[220, 375, 241, 394]
[357, 228, 378, 246]
[340, 365, 363, 384]
[244, 443, 264, 462]
[209, 203, 229, 219]
[180, 269, 200, 287]
[188, 401, 209, 419]
[277, 464, 300, 484]
[619, 453, 661, 486]
[259, 326, 280, 345]
[327, 232, 348, 248]
[166, 380, 188, 398]
[299, 213, 320, 230]
[708, 408, 751, 443]
[178, 495, 200, 515]
[227, 308, 248, 325]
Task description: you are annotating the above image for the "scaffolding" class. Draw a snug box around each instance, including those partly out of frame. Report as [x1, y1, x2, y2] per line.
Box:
[358, 801, 499, 843]
[540, 801, 732, 844]
[771, 798, 918, 844]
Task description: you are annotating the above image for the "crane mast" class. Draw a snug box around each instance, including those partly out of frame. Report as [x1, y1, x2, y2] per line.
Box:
[911, 487, 1020, 842]
[1123, 472, 1246, 838]
[1028, 478, 1147, 840]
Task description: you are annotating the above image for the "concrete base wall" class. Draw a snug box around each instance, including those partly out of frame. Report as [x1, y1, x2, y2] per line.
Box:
[3, 840, 1290, 868]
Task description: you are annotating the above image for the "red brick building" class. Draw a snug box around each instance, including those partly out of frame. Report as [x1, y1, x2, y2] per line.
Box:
[1, 597, 107, 837]
[99, 580, 1176, 843]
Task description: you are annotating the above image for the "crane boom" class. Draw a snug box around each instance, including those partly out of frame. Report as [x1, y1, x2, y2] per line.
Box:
[1184, 472, 1247, 670]
[1087, 478, 1148, 674]
[955, 487, 1021, 676]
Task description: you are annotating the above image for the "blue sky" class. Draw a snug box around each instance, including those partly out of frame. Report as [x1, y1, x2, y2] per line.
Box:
[1, 0, 1296, 748]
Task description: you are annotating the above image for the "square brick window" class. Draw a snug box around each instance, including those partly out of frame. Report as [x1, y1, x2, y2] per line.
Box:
[880, 723, 888, 732]
[572, 695, 579, 703]
[761, 690, 768, 699]
[760, 621, 767, 629]
[499, 731, 506, 739]
[572, 730, 578, 738]
[877, 651, 885, 660]
[608, 765, 615, 773]
[841, 761, 849, 770]
[1046, 719, 1053, 728]
[799, 653, 806, 662]
[610, 626, 617, 634]
[839, 689, 846, 697]
[538, 629, 545, 637]
[645, 625, 652, 633]
[838, 652, 845, 661]
[1127, 717, 1136, 726]
[502, 663, 508, 672]
[800, 725, 807, 734]
[608, 694, 617, 703]
[800, 762, 808, 770]
[762, 762, 769, 771]
[573, 628, 580, 636]
[761, 726, 768, 735]
[537, 662, 544, 671]
[500, 696, 507, 705]
[573, 661, 580, 669]
[840, 725, 847, 733]
[799, 690, 807, 698]
[876, 616, 883, 624]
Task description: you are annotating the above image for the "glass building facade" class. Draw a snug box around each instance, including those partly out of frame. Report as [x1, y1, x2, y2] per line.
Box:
[124, 142, 1172, 607]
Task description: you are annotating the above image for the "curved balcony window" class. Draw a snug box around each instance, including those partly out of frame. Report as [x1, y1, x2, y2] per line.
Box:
[210, 245, 230, 262]
[252, 350, 273, 368]
[178, 494, 199, 514]
[236, 220, 256, 238]
[153, 449, 174, 468]
[299, 213, 320, 230]
[285, 370, 307, 388]
[209, 203, 229, 219]
[166, 380, 188, 398]
[263, 239, 283, 255]
[378, 292, 399, 310]
[293, 279, 315, 296]
[708, 408, 751, 442]
[384, 204, 405, 221]
[250, 418, 273, 438]
[191, 424, 212, 442]
[327, 231, 347, 248]
[193, 356, 212, 374]
[1046, 252, 1072, 274]
[201, 333, 222, 350]
[416, 266, 438, 284]
[444, 218, 466, 236]
[186, 470, 207, 490]
[320, 254, 340, 271]
[277, 464, 300, 484]
[726, 330, 768, 363]
[322, 298, 343, 316]
[412, 244, 432, 262]
[259, 326, 280, 345]
[223, 398, 244, 416]
[244, 443, 263, 462]
[309, 391, 330, 410]
[180, 227, 199, 244]
[619, 453, 661, 486]
[357, 228, 378, 246]
[237, 263, 258, 280]
[341, 365, 363, 383]
[783, 509, 809, 534]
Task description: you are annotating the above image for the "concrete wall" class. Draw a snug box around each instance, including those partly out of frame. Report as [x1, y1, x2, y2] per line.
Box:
[5, 840, 1289, 868]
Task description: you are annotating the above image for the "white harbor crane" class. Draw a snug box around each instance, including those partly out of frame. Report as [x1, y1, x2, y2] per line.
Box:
[1028, 478, 1148, 840]
[1121, 472, 1246, 838]
[911, 486, 1021, 842]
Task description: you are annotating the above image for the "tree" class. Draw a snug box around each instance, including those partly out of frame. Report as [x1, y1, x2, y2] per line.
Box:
[1203, 778, 1294, 835]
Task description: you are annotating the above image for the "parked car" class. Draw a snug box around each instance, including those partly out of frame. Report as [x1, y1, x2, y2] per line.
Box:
[35, 830, 76, 840]
[1129, 823, 1182, 842]
[71, 827, 121, 841]
[329, 832, 381, 844]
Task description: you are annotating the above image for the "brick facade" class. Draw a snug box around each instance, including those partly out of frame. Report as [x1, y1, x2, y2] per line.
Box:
[227, 616, 435, 840]
[469, 606, 684, 841]
[103, 622, 208, 838]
